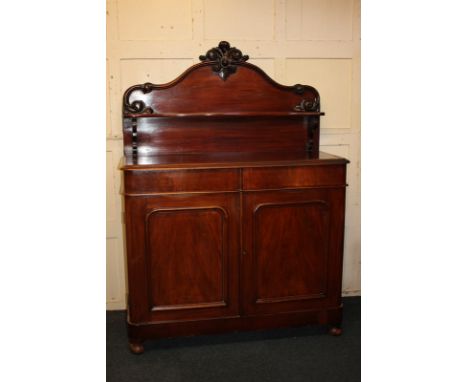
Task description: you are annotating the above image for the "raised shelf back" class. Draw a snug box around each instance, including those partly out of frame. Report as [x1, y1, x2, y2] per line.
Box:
[122, 42, 323, 157]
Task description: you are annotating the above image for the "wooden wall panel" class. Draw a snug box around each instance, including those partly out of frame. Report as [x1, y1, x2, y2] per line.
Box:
[106, 151, 117, 231]
[248, 58, 275, 78]
[106, 140, 127, 309]
[204, 0, 275, 40]
[117, 0, 193, 41]
[107, 238, 123, 305]
[286, 0, 353, 41]
[106, 59, 111, 137]
[106, 0, 361, 309]
[120, 58, 194, 93]
[285, 58, 352, 130]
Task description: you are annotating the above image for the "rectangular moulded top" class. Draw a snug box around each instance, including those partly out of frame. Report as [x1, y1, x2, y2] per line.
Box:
[121, 151, 349, 171]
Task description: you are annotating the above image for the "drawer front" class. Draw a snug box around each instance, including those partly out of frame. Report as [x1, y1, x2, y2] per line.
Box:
[124, 168, 240, 194]
[242, 165, 346, 190]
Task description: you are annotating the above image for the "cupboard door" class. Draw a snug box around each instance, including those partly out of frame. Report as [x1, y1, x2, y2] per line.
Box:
[242, 188, 345, 316]
[125, 193, 239, 322]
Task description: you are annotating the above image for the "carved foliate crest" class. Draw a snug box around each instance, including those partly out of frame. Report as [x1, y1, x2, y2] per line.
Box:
[199, 41, 249, 81]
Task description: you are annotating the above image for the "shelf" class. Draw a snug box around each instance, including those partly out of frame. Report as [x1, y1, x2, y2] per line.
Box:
[123, 111, 325, 118]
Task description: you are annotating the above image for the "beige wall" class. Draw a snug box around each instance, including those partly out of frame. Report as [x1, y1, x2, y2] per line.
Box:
[106, 0, 361, 310]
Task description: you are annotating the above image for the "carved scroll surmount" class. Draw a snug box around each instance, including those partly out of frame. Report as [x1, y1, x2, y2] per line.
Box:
[199, 41, 249, 81]
[293, 84, 320, 112]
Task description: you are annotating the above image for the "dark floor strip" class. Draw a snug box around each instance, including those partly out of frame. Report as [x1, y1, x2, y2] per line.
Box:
[107, 296, 360, 382]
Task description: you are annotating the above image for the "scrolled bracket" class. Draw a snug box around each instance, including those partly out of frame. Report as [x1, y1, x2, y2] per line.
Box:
[292, 84, 320, 112]
[123, 82, 155, 114]
[294, 98, 320, 112]
[199, 41, 249, 81]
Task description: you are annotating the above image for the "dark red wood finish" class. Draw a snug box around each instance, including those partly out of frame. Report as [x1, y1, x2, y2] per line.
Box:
[124, 168, 240, 194]
[242, 165, 346, 190]
[241, 188, 346, 316]
[123, 44, 322, 158]
[121, 42, 348, 353]
[123, 64, 319, 115]
[123, 116, 311, 156]
[125, 193, 239, 323]
[122, 151, 347, 169]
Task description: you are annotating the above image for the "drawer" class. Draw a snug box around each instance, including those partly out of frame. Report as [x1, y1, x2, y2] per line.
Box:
[242, 165, 346, 190]
[124, 168, 240, 194]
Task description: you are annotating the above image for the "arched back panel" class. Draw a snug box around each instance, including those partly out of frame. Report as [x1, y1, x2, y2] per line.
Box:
[122, 41, 323, 156]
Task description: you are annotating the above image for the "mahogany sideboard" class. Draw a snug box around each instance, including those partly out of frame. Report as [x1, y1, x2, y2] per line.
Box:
[121, 42, 349, 354]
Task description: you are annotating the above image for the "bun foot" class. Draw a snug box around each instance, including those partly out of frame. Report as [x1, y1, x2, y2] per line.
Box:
[129, 341, 144, 354]
[329, 327, 342, 336]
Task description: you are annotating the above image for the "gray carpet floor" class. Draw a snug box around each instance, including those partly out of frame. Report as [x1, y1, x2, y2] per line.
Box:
[107, 297, 360, 382]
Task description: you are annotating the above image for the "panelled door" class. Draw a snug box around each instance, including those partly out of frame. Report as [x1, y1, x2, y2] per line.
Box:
[126, 192, 240, 323]
[241, 188, 345, 316]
